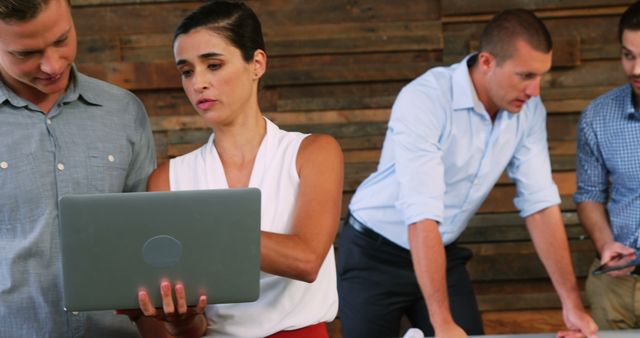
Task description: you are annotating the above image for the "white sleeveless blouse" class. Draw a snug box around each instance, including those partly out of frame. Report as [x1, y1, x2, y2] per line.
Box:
[169, 118, 338, 337]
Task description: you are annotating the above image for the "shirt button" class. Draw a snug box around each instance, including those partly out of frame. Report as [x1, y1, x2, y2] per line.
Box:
[0, 161, 7, 169]
[57, 163, 65, 171]
[107, 154, 115, 162]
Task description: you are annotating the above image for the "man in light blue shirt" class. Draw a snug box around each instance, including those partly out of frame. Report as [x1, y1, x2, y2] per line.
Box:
[0, 0, 155, 337]
[337, 9, 598, 338]
[575, 0, 640, 330]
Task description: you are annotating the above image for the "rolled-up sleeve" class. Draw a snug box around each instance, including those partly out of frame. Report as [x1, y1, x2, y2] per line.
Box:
[574, 106, 608, 204]
[390, 82, 447, 225]
[507, 99, 561, 217]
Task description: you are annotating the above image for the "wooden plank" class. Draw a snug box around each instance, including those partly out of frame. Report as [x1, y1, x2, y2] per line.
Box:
[265, 51, 441, 86]
[547, 114, 581, 141]
[137, 88, 279, 117]
[76, 36, 120, 63]
[265, 21, 442, 56]
[442, 0, 633, 16]
[282, 122, 388, 138]
[338, 135, 385, 151]
[464, 240, 594, 281]
[340, 195, 578, 228]
[275, 82, 405, 111]
[474, 278, 587, 309]
[153, 132, 168, 163]
[549, 60, 626, 88]
[72, 3, 198, 36]
[167, 143, 201, 158]
[264, 62, 429, 86]
[72, 0, 180, 5]
[443, 15, 621, 61]
[482, 309, 566, 334]
[551, 155, 576, 171]
[459, 223, 587, 244]
[459, 212, 586, 244]
[344, 149, 380, 165]
[120, 34, 173, 62]
[582, 43, 620, 60]
[247, 0, 441, 24]
[266, 109, 391, 125]
[79, 53, 437, 90]
[544, 99, 592, 114]
[77, 60, 180, 90]
[542, 85, 613, 101]
[549, 140, 576, 156]
[478, 292, 563, 311]
[166, 129, 210, 145]
[478, 180, 575, 214]
[135, 90, 193, 117]
[119, 21, 442, 61]
[466, 36, 580, 67]
[150, 109, 391, 131]
[552, 36, 581, 67]
[468, 211, 580, 228]
[442, 4, 630, 21]
[73, 0, 440, 38]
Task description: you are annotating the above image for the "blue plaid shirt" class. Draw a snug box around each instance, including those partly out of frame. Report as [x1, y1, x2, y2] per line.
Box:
[575, 84, 640, 249]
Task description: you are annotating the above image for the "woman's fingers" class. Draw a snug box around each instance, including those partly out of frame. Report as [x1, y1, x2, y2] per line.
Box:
[196, 294, 207, 313]
[160, 280, 175, 315]
[174, 282, 188, 314]
[138, 289, 157, 317]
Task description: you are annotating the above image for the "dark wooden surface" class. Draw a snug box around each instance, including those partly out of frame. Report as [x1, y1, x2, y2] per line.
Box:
[70, 0, 635, 335]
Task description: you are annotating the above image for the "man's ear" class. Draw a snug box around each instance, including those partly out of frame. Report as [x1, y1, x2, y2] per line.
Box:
[477, 51, 496, 72]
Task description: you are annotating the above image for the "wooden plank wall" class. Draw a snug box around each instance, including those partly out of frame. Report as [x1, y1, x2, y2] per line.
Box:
[70, 0, 634, 335]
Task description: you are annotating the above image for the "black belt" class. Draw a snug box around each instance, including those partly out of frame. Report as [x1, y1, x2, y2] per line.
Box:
[347, 215, 383, 242]
[632, 265, 640, 276]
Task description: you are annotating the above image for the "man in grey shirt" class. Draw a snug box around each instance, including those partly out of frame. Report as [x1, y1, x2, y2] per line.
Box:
[0, 0, 156, 336]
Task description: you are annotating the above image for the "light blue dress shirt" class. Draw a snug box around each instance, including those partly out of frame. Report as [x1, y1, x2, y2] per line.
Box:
[0, 67, 156, 337]
[574, 84, 640, 249]
[350, 55, 561, 249]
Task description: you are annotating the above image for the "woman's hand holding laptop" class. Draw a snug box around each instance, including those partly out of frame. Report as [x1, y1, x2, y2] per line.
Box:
[117, 280, 208, 338]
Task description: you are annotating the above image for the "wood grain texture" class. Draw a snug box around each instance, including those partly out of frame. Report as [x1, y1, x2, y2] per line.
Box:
[70, 1, 632, 335]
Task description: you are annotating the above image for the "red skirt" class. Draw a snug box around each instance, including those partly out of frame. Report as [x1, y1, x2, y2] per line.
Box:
[265, 322, 328, 338]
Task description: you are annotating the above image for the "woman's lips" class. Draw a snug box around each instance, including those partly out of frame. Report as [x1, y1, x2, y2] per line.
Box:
[196, 99, 216, 110]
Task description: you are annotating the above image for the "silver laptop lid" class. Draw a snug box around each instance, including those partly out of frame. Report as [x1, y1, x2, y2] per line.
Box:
[58, 188, 260, 311]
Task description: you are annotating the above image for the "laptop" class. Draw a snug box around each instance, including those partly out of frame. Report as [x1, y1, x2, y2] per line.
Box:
[58, 188, 261, 311]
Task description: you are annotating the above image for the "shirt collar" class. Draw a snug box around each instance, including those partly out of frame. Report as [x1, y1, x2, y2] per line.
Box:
[0, 76, 30, 109]
[624, 84, 640, 120]
[451, 53, 486, 115]
[0, 65, 102, 110]
[64, 65, 102, 106]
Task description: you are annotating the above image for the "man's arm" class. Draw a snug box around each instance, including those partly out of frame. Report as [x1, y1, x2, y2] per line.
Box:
[574, 110, 636, 276]
[577, 201, 636, 276]
[408, 220, 467, 338]
[525, 205, 598, 338]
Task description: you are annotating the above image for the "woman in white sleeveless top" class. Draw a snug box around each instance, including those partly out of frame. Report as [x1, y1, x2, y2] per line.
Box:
[127, 1, 343, 337]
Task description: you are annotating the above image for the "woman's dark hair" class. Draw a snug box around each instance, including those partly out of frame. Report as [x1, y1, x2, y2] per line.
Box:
[619, 1, 640, 43]
[173, 0, 265, 62]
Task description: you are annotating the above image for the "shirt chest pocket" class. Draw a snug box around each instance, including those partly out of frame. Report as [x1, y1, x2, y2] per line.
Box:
[0, 154, 45, 228]
[87, 147, 132, 193]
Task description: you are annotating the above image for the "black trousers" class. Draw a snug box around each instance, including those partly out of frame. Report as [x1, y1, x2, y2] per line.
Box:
[337, 215, 484, 338]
